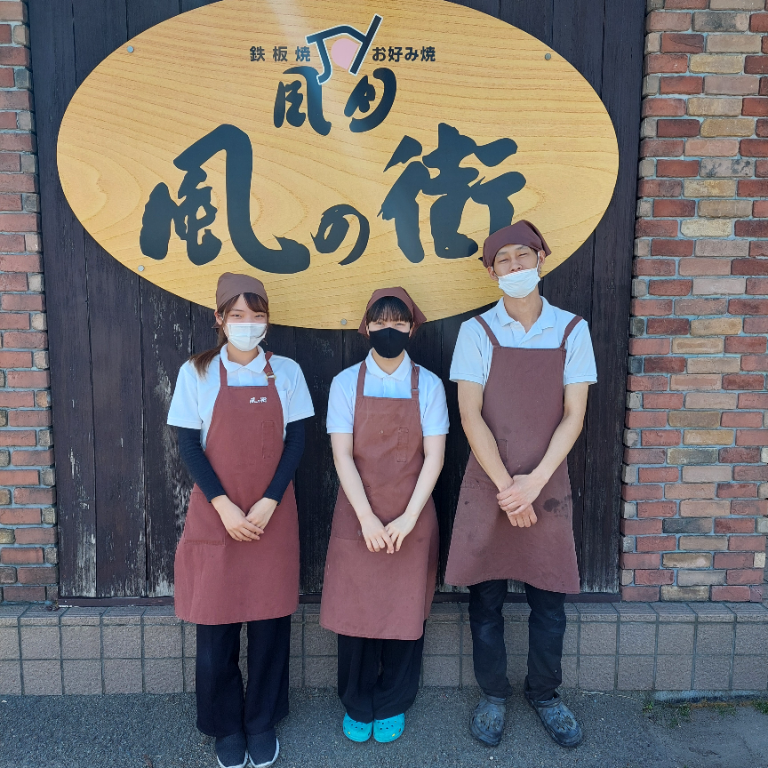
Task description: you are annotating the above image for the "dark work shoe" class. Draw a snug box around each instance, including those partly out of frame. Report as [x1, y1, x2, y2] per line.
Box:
[247, 728, 279, 768]
[215, 732, 248, 768]
[470, 694, 506, 746]
[525, 694, 583, 748]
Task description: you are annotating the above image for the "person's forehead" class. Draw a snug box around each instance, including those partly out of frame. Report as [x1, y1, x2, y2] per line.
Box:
[495, 243, 536, 257]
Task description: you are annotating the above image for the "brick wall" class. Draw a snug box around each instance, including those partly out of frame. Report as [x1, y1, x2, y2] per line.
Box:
[0, 1, 56, 604]
[623, 0, 768, 602]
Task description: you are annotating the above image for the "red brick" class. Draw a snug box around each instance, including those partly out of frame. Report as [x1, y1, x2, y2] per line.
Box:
[8, 411, 51, 427]
[0, 469, 38, 485]
[712, 586, 750, 601]
[635, 258, 678, 277]
[629, 338, 671, 355]
[0, 135, 33, 154]
[744, 317, 768, 333]
[738, 179, 768, 197]
[0, 391, 34, 407]
[723, 374, 765, 390]
[727, 569, 764, 585]
[717, 483, 757, 498]
[648, 11, 692, 32]
[735, 429, 768, 445]
[635, 569, 675, 585]
[657, 118, 700, 137]
[731, 499, 768, 516]
[639, 180, 683, 198]
[624, 448, 668, 465]
[722, 411, 763, 427]
[2, 332, 48, 349]
[631, 298, 675, 315]
[641, 431, 681, 448]
[732, 259, 768, 276]
[741, 138, 768, 157]
[0, 547, 42, 564]
[621, 586, 661, 601]
[676, 299, 728, 317]
[16, 566, 57, 585]
[661, 32, 704, 53]
[762, 76, 768, 97]
[751, 13, 768, 32]
[0, 91, 31, 111]
[2, 586, 46, 602]
[0, 213, 38, 232]
[627, 411, 669, 428]
[665, 0, 706, 7]
[726, 336, 766, 353]
[0, 508, 41, 525]
[728, 535, 766, 551]
[0, 254, 40, 272]
[715, 518, 755, 534]
[742, 354, 768, 371]
[0, 23, 11, 43]
[0, 174, 36, 193]
[639, 467, 680, 483]
[0, 313, 28, 330]
[628, 375, 669, 391]
[647, 318, 691, 335]
[0, 430, 35, 446]
[651, 239, 693, 257]
[660, 76, 703, 94]
[743, 96, 768, 117]
[649, 279, 693, 296]
[685, 138, 740, 156]
[0, 295, 43, 311]
[6, 371, 49, 389]
[13, 488, 55, 505]
[749, 242, 768, 257]
[735, 220, 768, 238]
[644, 393, 685, 409]
[647, 53, 690, 74]
[637, 501, 678, 518]
[745, 56, 768, 75]
[653, 199, 695, 216]
[746, 277, 768, 295]
[0, 350, 32, 367]
[714, 553, 753, 569]
[757, 121, 768, 140]
[623, 483, 664, 500]
[641, 139, 685, 158]
[621, 553, 662, 569]
[11, 449, 53, 467]
[734, 465, 768, 481]
[636, 535, 677, 552]
[643, 97, 687, 117]
[657, 159, 700, 178]
[758, 159, 768, 176]
[645, 356, 686, 373]
[720, 447, 761, 463]
[14, 527, 56, 545]
[730, 298, 768, 315]
[0, 272, 26, 291]
[622, 519, 663, 535]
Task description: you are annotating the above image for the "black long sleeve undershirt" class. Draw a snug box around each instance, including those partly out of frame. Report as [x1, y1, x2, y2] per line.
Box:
[177, 419, 307, 505]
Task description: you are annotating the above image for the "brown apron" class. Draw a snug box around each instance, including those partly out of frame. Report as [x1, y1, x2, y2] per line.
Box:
[174, 354, 300, 625]
[320, 362, 439, 641]
[445, 315, 582, 593]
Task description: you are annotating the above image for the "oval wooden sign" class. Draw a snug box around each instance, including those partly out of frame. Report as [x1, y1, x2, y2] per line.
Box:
[58, 0, 618, 329]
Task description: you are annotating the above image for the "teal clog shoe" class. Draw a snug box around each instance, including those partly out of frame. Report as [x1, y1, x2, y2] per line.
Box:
[373, 713, 405, 743]
[343, 713, 373, 743]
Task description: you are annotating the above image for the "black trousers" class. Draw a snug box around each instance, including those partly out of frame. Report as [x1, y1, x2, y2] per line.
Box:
[337, 628, 425, 723]
[468, 580, 566, 702]
[196, 616, 291, 738]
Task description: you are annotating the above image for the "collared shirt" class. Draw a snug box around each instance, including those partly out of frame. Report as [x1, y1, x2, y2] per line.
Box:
[450, 297, 597, 387]
[167, 345, 314, 448]
[326, 351, 449, 437]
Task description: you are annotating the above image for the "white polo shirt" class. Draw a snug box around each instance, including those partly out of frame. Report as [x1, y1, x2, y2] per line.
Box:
[167, 345, 315, 448]
[327, 351, 449, 437]
[450, 297, 597, 387]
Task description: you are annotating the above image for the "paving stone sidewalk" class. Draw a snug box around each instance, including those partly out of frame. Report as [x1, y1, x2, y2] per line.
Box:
[1, 688, 767, 768]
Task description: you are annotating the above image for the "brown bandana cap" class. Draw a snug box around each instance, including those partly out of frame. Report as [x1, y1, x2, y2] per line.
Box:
[358, 287, 428, 336]
[215, 272, 268, 307]
[481, 220, 552, 269]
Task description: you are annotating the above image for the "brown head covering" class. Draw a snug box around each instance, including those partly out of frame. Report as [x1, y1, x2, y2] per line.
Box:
[215, 272, 268, 308]
[358, 287, 427, 336]
[481, 220, 551, 268]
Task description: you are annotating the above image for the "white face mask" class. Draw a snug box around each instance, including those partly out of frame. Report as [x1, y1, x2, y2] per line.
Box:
[497, 266, 541, 299]
[226, 322, 267, 352]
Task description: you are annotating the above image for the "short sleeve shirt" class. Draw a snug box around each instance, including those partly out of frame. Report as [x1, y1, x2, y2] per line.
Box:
[167, 345, 315, 448]
[449, 297, 597, 387]
[327, 351, 449, 437]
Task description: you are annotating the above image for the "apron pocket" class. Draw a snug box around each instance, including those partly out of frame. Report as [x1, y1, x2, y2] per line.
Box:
[262, 420, 276, 459]
[182, 488, 226, 545]
[396, 427, 409, 463]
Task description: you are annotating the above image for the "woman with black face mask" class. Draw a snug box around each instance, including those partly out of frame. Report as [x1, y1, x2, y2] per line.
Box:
[320, 287, 449, 745]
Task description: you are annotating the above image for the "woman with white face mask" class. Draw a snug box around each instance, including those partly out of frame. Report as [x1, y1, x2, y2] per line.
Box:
[167, 273, 314, 768]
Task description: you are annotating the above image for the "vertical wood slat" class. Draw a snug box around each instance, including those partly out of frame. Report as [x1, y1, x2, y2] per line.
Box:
[28, 1, 98, 597]
[581, 0, 646, 592]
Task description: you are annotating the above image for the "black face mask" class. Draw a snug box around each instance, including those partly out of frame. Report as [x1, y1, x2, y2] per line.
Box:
[369, 327, 410, 359]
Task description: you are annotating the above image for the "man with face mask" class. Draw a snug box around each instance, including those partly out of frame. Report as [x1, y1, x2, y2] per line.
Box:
[445, 222, 597, 749]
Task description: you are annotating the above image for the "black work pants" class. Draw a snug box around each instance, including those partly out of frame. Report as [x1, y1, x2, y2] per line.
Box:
[195, 616, 290, 738]
[468, 580, 566, 702]
[337, 628, 425, 723]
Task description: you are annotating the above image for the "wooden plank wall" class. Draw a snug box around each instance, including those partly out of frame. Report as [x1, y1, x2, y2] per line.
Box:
[29, 0, 645, 598]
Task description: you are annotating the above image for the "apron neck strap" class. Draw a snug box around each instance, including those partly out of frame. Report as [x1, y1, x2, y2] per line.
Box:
[560, 316, 582, 349]
[218, 351, 275, 388]
[475, 315, 500, 347]
[263, 351, 276, 380]
[410, 364, 420, 399]
[355, 360, 367, 400]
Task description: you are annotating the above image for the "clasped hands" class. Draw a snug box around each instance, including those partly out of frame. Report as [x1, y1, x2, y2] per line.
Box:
[359, 510, 417, 554]
[497, 472, 546, 528]
[211, 495, 278, 542]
